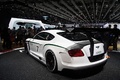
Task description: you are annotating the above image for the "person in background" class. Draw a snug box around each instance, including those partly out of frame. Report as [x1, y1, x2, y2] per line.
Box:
[2, 27, 12, 49]
[28, 27, 34, 38]
[33, 26, 37, 35]
[24, 27, 34, 51]
[16, 26, 23, 45]
[11, 27, 16, 44]
[0, 31, 3, 51]
[112, 25, 119, 50]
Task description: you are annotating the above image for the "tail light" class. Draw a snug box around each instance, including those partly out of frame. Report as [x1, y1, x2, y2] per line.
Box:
[68, 49, 84, 57]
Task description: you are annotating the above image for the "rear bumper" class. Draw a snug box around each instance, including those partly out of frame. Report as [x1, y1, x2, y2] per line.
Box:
[58, 54, 108, 71]
[66, 59, 107, 70]
[64, 59, 107, 70]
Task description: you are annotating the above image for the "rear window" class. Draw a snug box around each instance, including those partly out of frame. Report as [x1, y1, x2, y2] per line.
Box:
[57, 32, 88, 41]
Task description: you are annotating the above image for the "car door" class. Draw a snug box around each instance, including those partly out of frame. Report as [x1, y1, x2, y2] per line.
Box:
[28, 38, 35, 53]
[32, 32, 54, 59]
[29, 38, 40, 54]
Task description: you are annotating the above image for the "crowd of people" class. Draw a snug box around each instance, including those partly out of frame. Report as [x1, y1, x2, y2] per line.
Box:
[0, 25, 119, 52]
[0, 26, 43, 51]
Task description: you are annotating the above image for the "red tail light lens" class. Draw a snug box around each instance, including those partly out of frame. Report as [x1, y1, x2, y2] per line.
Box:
[68, 49, 84, 57]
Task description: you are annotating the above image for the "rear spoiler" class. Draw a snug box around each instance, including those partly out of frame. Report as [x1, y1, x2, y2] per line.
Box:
[65, 28, 120, 57]
[66, 27, 120, 33]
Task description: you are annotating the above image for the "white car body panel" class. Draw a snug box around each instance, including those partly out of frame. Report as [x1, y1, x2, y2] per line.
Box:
[83, 43, 104, 57]
[26, 30, 108, 71]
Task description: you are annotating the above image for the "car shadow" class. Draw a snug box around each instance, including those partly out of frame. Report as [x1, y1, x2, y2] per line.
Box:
[57, 66, 104, 79]
[24, 51, 105, 79]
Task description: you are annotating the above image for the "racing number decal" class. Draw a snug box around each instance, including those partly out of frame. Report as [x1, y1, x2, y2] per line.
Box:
[36, 46, 39, 52]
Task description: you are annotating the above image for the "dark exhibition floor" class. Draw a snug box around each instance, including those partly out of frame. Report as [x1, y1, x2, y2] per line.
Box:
[0, 49, 120, 80]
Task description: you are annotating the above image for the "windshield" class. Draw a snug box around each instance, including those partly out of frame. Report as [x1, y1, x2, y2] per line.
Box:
[58, 32, 88, 41]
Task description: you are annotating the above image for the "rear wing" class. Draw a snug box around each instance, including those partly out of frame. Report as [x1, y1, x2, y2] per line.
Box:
[65, 28, 120, 57]
[65, 28, 120, 42]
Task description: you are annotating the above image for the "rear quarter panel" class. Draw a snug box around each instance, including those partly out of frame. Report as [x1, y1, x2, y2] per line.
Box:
[43, 45, 72, 70]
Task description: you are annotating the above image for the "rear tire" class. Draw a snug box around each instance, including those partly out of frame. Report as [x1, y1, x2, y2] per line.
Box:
[46, 50, 57, 72]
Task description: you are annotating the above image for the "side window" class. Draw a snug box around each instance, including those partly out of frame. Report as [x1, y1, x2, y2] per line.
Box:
[46, 34, 54, 40]
[34, 35, 41, 39]
[34, 32, 54, 40]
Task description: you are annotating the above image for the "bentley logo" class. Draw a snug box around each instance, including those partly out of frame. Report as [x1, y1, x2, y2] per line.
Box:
[96, 46, 99, 48]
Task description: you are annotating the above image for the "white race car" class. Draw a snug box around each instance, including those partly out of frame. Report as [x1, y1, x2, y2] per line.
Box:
[25, 29, 108, 72]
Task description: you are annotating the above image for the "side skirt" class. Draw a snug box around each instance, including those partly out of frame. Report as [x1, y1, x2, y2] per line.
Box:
[29, 51, 46, 65]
